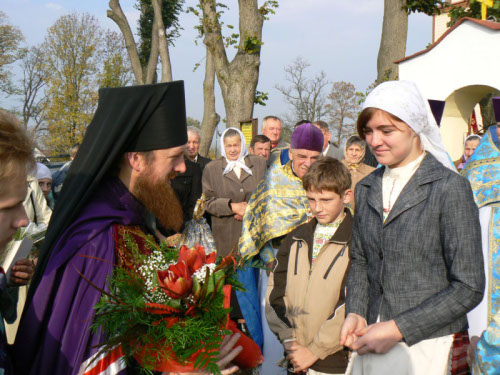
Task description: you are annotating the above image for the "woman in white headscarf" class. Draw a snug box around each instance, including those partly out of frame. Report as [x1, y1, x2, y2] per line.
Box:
[454, 134, 482, 172]
[202, 127, 267, 334]
[36, 162, 54, 208]
[342, 135, 375, 211]
[24, 164, 53, 226]
[340, 81, 484, 375]
[202, 127, 267, 257]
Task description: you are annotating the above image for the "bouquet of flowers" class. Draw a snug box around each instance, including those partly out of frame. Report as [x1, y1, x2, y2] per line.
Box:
[91, 228, 262, 374]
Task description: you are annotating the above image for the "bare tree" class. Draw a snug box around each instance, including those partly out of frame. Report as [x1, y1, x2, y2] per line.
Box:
[19, 45, 49, 135]
[107, 0, 174, 84]
[377, 0, 408, 81]
[276, 57, 330, 124]
[199, 47, 220, 156]
[327, 81, 360, 145]
[198, 0, 277, 128]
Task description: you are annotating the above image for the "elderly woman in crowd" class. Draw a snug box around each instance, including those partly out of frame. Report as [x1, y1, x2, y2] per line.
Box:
[342, 135, 375, 211]
[340, 81, 484, 375]
[202, 127, 266, 331]
[202, 127, 266, 257]
[454, 134, 482, 172]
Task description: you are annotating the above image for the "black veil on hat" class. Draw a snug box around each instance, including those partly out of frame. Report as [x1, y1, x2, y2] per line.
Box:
[27, 81, 188, 301]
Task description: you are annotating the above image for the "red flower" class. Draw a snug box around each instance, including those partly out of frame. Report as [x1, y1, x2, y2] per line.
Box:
[178, 244, 216, 273]
[206, 251, 216, 264]
[157, 262, 193, 299]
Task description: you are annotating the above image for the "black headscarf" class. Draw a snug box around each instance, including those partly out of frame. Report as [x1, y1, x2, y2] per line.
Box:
[27, 81, 188, 302]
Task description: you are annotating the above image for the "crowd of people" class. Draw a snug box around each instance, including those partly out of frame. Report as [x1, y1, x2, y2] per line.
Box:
[0, 80, 499, 375]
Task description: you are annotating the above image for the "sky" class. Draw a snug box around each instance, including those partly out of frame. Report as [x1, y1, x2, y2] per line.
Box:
[1, 0, 433, 135]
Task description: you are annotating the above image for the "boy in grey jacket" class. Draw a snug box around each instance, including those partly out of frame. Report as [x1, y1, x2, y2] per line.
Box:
[267, 158, 353, 374]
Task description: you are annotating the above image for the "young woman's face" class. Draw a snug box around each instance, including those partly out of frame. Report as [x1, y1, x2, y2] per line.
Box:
[364, 109, 421, 168]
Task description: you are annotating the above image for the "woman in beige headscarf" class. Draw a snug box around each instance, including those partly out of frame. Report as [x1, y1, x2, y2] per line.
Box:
[342, 135, 375, 210]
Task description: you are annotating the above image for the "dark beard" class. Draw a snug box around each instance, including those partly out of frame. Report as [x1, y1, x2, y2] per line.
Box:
[133, 172, 184, 233]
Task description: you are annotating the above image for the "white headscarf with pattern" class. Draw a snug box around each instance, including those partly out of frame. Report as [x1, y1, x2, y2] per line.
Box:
[363, 80, 456, 172]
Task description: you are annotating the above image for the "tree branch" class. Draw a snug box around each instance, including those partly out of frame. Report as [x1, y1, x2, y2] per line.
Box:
[152, 0, 172, 82]
[200, 0, 230, 93]
[199, 47, 219, 156]
[145, 14, 159, 84]
[107, 0, 144, 84]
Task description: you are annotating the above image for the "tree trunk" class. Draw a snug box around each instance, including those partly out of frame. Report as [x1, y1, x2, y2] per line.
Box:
[199, 47, 220, 156]
[377, 0, 408, 81]
[337, 122, 343, 146]
[480, 91, 500, 129]
[107, 0, 144, 84]
[145, 18, 160, 84]
[200, 0, 263, 129]
[220, 61, 259, 128]
[152, 0, 173, 82]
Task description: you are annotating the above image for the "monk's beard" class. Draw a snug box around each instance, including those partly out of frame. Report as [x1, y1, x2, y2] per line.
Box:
[133, 171, 184, 232]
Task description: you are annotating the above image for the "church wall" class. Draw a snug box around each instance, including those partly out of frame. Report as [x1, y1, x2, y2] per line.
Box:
[432, 1, 469, 42]
[399, 21, 500, 159]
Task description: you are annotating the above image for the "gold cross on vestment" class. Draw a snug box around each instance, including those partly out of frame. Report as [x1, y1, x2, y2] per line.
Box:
[477, 0, 494, 20]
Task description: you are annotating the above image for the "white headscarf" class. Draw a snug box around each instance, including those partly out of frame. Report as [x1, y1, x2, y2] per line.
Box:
[363, 80, 456, 172]
[220, 127, 252, 176]
[458, 134, 482, 169]
[36, 162, 52, 181]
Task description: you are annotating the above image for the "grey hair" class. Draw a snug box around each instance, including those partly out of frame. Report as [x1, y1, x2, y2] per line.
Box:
[346, 135, 365, 149]
[187, 126, 201, 138]
[223, 128, 240, 140]
[465, 135, 481, 143]
[262, 116, 281, 130]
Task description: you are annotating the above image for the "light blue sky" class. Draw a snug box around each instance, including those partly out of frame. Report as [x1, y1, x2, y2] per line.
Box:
[2, 0, 432, 133]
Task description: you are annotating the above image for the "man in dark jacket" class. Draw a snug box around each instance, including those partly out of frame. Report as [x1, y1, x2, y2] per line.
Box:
[171, 158, 202, 224]
[52, 143, 80, 202]
[186, 126, 211, 171]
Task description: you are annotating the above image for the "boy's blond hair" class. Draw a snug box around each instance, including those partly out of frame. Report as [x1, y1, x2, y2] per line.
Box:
[302, 157, 351, 195]
[0, 110, 35, 195]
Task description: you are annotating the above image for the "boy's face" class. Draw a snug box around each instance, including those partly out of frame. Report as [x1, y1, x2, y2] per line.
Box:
[306, 188, 352, 225]
[0, 173, 29, 252]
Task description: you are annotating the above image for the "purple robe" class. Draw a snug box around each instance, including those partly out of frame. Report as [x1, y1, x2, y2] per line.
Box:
[14, 178, 145, 375]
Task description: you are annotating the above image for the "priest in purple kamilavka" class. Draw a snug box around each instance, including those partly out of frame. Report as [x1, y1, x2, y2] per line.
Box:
[14, 82, 241, 375]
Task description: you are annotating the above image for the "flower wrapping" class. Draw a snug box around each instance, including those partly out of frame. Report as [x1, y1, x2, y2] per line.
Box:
[91, 228, 262, 374]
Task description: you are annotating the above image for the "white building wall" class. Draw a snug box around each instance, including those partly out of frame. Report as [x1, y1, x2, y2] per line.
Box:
[399, 21, 500, 159]
[400, 22, 500, 100]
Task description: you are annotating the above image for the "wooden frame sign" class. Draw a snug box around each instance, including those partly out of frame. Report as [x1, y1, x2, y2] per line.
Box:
[239, 118, 258, 146]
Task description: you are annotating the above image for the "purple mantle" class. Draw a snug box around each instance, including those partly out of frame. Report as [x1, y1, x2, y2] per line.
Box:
[14, 178, 145, 375]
